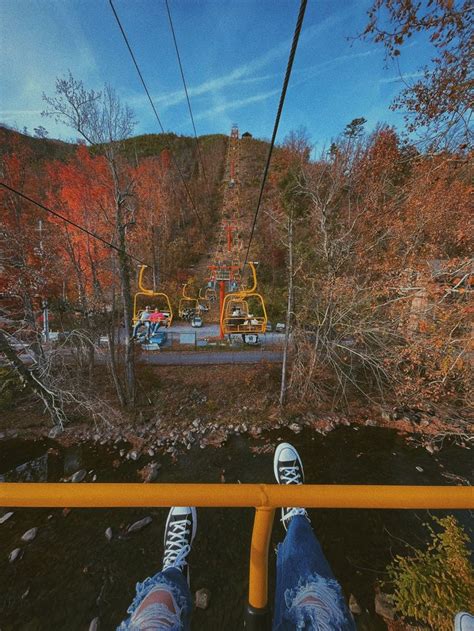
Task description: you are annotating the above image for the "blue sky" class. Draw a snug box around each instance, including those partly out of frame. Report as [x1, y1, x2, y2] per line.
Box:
[0, 0, 434, 150]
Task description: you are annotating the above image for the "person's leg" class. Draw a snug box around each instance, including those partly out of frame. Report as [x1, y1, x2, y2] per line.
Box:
[132, 321, 141, 338]
[144, 321, 151, 339]
[272, 443, 355, 631]
[273, 515, 355, 631]
[118, 566, 191, 630]
[117, 507, 197, 631]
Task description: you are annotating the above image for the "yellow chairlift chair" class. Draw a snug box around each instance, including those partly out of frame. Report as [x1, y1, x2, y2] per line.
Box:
[133, 265, 173, 327]
[205, 285, 217, 303]
[178, 282, 200, 319]
[198, 287, 211, 313]
[220, 262, 267, 335]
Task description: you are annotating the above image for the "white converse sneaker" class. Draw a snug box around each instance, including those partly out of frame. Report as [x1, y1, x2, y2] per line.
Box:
[162, 507, 197, 582]
[273, 443, 308, 530]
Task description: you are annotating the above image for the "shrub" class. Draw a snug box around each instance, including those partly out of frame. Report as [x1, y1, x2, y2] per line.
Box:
[387, 515, 474, 630]
[0, 368, 26, 409]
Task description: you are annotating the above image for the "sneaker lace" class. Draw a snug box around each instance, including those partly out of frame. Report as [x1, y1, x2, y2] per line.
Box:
[281, 507, 308, 525]
[163, 518, 192, 571]
[280, 465, 302, 485]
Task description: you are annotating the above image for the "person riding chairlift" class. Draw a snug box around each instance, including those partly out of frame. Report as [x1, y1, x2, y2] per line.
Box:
[245, 313, 259, 327]
[132, 306, 152, 339]
[231, 306, 245, 327]
[118, 443, 358, 631]
[149, 308, 164, 336]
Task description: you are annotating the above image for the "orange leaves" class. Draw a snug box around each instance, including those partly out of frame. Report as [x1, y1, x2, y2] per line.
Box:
[44, 146, 117, 303]
[49, 148, 111, 222]
[418, 319, 429, 333]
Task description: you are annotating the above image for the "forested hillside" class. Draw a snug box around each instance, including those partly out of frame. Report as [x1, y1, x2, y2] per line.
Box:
[1, 125, 227, 287]
[1, 104, 227, 412]
[2, 118, 471, 425]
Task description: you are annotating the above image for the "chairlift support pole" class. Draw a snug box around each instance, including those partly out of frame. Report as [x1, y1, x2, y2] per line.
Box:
[42, 299, 49, 342]
[226, 223, 233, 252]
[219, 280, 226, 339]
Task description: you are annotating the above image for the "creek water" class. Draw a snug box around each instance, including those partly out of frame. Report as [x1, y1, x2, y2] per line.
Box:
[0, 426, 472, 630]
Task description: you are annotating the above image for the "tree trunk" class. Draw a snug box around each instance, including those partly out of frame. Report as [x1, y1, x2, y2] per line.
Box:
[87, 336, 95, 386]
[151, 224, 160, 290]
[106, 300, 126, 408]
[0, 329, 66, 429]
[108, 152, 136, 407]
[280, 210, 294, 406]
[22, 289, 44, 363]
[116, 219, 135, 406]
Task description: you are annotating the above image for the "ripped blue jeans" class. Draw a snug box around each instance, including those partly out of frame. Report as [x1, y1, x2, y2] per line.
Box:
[117, 567, 192, 631]
[118, 516, 354, 630]
[273, 515, 355, 630]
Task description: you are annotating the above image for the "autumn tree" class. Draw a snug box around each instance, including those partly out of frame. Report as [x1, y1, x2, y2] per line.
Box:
[0, 138, 58, 360]
[343, 117, 367, 138]
[34, 126, 49, 138]
[0, 136, 102, 428]
[287, 131, 401, 407]
[265, 129, 313, 405]
[277, 119, 472, 416]
[44, 145, 134, 401]
[43, 73, 138, 405]
[132, 156, 173, 288]
[362, 0, 473, 149]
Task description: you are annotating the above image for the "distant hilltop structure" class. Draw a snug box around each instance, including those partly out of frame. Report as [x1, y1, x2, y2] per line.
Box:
[242, 131, 252, 138]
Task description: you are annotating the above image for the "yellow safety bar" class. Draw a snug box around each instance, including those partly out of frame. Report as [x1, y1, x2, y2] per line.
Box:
[133, 265, 173, 326]
[246, 261, 258, 293]
[2, 483, 472, 613]
[137, 265, 152, 294]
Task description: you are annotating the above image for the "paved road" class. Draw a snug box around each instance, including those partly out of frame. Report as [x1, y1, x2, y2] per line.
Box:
[138, 350, 283, 365]
[6, 323, 284, 368]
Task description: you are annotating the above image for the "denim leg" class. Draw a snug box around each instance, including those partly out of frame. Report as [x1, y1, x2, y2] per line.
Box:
[273, 515, 356, 631]
[117, 567, 192, 630]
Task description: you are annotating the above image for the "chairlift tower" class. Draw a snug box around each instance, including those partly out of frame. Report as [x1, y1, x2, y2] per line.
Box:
[209, 125, 247, 338]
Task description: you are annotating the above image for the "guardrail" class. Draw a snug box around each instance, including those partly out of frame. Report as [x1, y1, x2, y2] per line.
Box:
[2, 483, 472, 629]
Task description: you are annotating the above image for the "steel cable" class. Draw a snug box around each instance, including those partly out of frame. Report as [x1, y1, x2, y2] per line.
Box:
[108, 0, 205, 229]
[164, 0, 210, 195]
[242, 0, 308, 273]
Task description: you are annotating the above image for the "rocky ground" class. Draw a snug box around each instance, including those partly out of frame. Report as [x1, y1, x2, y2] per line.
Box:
[1, 364, 471, 463]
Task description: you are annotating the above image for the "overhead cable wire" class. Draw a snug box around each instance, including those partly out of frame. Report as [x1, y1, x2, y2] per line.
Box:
[108, 0, 204, 229]
[164, 0, 210, 195]
[0, 181, 150, 268]
[242, 0, 308, 273]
